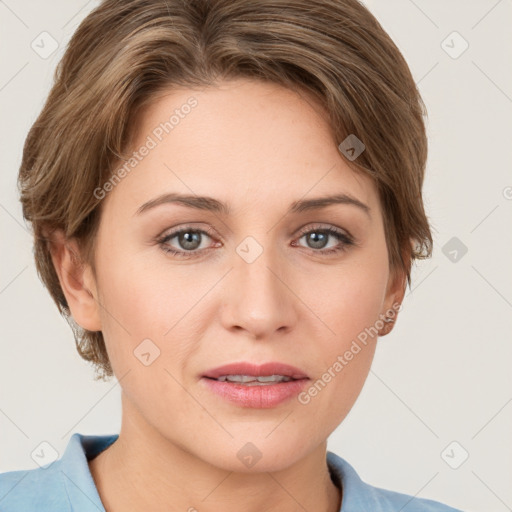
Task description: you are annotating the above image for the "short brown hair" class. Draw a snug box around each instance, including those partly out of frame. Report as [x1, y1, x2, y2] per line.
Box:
[18, 0, 432, 380]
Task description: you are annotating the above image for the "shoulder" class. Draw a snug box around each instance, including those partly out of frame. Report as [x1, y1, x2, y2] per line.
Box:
[0, 432, 118, 512]
[0, 463, 69, 511]
[327, 451, 465, 512]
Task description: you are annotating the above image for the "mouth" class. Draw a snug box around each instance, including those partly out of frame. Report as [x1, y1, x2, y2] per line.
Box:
[201, 361, 309, 383]
[204, 374, 300, 385]
[200, 362, 310, 408]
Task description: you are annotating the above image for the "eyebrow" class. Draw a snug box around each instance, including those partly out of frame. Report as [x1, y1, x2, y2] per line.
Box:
[135, 192, 371, 217]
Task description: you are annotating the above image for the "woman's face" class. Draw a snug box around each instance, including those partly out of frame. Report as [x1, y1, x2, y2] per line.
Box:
[79, 78, 403, 471]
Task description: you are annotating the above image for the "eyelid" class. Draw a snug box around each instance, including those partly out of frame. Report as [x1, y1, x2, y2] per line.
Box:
[157, 222, 352, 243]
[156, 221, 357, 259]
[157, 223, 219, 242]
[295, 222, 352, 239]
[293, 223, 357, 252]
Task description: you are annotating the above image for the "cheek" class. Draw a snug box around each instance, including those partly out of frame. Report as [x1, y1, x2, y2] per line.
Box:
[93, 248, 212, 378]
[311, 253, 389, 345]
[297, 248, 388, 425]
[96, 247, 186, 332]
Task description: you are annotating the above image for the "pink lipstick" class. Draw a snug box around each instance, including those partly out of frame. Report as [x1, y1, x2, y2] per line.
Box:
[201, 361, 310, 408]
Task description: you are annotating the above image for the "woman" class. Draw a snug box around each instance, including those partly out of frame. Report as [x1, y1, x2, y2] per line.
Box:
[0, 0, 464, 510]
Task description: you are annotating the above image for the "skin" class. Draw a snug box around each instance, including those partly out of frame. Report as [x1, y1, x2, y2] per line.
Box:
[50, 77, 406, 512]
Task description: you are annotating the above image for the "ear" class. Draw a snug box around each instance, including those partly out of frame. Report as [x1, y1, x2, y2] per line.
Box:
[48, 229, 102, 332]
[378, 263, 407, 337]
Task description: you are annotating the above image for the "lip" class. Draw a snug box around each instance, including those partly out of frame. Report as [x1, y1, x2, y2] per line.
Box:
[201, 378, 309, 408]
[202, 361, 309, 380]
[201, 361, 310, 409]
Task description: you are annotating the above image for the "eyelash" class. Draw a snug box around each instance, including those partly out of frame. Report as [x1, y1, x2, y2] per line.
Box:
[156, 224, 355, 259]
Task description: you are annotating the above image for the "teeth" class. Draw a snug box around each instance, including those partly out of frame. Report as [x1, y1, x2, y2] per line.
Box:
[217, 374, 292, 384]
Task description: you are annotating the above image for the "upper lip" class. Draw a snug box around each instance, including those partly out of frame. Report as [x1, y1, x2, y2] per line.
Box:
[202, 362, 309, 380]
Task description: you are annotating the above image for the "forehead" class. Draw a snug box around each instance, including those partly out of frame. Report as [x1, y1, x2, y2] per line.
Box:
[105, 78, 378, 217]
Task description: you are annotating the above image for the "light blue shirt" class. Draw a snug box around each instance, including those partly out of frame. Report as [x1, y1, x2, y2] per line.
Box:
[0, 433, 463, 511]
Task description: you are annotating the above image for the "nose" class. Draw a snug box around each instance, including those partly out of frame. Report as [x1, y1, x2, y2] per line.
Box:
[219, 238, 298, 340]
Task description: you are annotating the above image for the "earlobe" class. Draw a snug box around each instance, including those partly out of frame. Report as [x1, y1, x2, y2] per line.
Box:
[48, 229, 102, 332]
[378, 266, 407, 337]
[378, 239, 413, 337]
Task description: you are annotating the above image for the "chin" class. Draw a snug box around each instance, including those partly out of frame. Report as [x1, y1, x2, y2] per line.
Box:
[196, 432, 315, 474]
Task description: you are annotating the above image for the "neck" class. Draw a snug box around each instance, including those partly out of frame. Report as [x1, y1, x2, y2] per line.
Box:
[89, 395, 342, 512]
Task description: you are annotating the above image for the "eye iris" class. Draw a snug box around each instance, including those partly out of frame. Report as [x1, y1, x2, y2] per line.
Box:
[179, 231, 201, 250]
[307, 231, 328, 249]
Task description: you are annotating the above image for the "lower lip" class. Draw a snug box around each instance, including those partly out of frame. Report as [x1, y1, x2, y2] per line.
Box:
[201, 377, 309, 408]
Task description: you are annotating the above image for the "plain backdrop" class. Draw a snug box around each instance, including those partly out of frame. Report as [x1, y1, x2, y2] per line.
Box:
[1, 1, 511, 511]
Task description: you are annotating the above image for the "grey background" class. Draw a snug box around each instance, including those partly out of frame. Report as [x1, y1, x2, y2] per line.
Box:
[1, 1, 511, 511]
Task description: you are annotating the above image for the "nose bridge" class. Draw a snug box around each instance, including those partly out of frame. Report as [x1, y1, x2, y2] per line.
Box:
[222, 234, 296, 336]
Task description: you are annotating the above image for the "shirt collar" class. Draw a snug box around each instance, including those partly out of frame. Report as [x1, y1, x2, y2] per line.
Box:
[58, 432, 117, 512]
[327, 450, 386, 511]
[62, 433, 381, 512]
